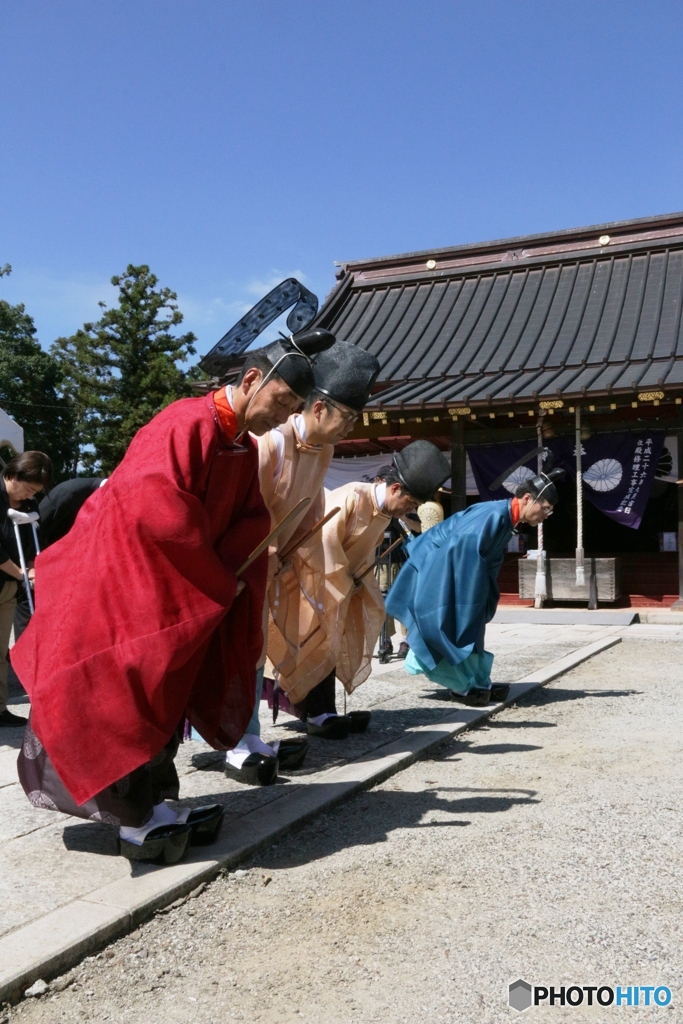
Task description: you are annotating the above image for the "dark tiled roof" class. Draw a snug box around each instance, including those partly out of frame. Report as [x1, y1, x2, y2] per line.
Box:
[315, 212, 683, 409]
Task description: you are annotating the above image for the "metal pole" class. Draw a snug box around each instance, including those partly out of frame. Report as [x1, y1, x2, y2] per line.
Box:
[534, 416, 546, 609]
[674, 430, 683, 610]
[11, 521, 34, 615]
[450, 419, 466, 514]
[575, 407, 585, 586]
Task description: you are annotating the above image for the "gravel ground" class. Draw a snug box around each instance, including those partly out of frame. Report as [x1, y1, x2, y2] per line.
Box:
[6, 637, 682, 1024]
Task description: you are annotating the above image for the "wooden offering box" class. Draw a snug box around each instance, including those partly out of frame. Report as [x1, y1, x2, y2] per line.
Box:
[518, 557, 621, 603]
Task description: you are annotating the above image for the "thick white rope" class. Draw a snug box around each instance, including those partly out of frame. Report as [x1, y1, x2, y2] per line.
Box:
[534, 416, 546, 607]
[575, 406, 585, 586]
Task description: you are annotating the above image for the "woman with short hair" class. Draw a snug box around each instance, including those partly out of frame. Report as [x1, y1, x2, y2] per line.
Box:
[0, 451, 53, 726]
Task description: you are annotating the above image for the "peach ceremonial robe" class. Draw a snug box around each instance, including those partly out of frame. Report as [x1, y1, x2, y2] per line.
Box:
[279, 481, 390, 703]
[257, 417, 333, 677]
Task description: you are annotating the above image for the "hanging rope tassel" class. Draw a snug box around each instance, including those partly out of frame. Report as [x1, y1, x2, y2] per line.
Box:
[575, 406, 585, 586]
[534, 416, 547, 608]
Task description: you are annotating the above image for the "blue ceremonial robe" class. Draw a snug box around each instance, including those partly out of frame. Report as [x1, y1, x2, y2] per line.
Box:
[385, 499, 513, 694]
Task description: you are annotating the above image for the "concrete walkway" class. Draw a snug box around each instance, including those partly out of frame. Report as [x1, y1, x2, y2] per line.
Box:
[1, 622, 680, 1001]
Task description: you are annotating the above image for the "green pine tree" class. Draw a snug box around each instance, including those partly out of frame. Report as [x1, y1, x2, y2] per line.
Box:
[0, 265, 75, 478]
[51, 326, 112, 475]
[54, 264, 199, 474]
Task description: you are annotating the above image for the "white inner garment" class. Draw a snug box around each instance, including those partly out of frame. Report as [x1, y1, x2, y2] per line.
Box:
[373, 481, 387, 510]
[272, 413, 307, 484]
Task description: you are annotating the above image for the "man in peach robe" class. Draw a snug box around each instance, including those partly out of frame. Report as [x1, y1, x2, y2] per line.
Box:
[223, 342, 381, 784]
[279, 440, 451, 740]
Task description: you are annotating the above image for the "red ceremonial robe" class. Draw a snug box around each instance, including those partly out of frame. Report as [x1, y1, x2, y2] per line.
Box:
[11, 392, 270, 806]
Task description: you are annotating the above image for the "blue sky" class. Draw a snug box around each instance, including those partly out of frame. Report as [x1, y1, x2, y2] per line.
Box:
[2, 0, 683, 358]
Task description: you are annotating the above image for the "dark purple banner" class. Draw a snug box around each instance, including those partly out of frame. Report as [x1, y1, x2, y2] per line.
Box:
[467, 432, 666, 529]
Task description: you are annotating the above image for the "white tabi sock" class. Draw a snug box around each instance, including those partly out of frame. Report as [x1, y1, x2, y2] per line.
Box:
[157, 801, 195, 825]
[119, 802, 178, 846]
[308, 713, 338, 727]
[152, 801, 179, 825]
[225, 733, 276, 768]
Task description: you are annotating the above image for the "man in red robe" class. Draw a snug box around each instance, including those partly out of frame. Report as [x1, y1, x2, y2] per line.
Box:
[12, 330, 334, 864]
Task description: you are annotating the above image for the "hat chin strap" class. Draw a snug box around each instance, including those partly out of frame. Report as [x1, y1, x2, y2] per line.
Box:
[244, 338, 309, 418]
[530, 475, 555, 506]
[391, 459, 408, 492]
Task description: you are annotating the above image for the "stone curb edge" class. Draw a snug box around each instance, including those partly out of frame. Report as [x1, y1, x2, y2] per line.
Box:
[0, 634, 621, 1003]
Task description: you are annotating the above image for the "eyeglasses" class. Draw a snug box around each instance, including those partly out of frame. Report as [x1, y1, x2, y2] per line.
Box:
[325, 398, 360, 425]
[536, 504, 554, 517]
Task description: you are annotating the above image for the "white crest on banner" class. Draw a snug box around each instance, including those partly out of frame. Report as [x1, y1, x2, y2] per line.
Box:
[583, 458, 623, 492]
[502, 466, 535, 494]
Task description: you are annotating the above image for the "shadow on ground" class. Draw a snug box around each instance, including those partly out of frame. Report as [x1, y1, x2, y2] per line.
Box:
[63, 822, 120, 857]
[486, 719, 557, 729]
[0, 721, 27, 749]
[253, 784, 540, 868]
[517, 687, 640, 706]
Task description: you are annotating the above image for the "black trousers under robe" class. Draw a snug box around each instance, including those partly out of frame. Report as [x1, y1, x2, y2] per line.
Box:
[17, 715, 181, 827]
[294, 667, 337, 719]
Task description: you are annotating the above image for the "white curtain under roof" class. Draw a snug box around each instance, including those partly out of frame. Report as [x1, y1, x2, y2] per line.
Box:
[324, 452, 478, 494]
[0, 407, 24, 454]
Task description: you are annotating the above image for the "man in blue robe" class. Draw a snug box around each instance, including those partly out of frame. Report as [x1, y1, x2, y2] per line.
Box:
[386, 469, 564, 706]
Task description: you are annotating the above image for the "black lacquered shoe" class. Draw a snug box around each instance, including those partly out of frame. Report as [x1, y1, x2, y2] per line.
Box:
[307, 716, 351, 740]
[276, 738, 309, 770]
[345, 710, 371, 734]
[463, 687, 491, 707]
[119, 823, 192, 864]
[489, 683, 510, 703]
[224, 753, 278, 786]
[185, 804, 225, 845]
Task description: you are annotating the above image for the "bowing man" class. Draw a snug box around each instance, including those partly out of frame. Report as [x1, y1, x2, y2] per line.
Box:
[224, 341, 380, 785]
[386, 468, 565, 706]
[284, 440, 451, 739]
[12, 330, 333, 864]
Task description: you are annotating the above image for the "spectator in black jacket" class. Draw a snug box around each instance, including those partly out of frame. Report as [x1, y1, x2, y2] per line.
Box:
[37, 476, 105, 547]
[6, 476, 105, 699]
[0, 452, 53, 726]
